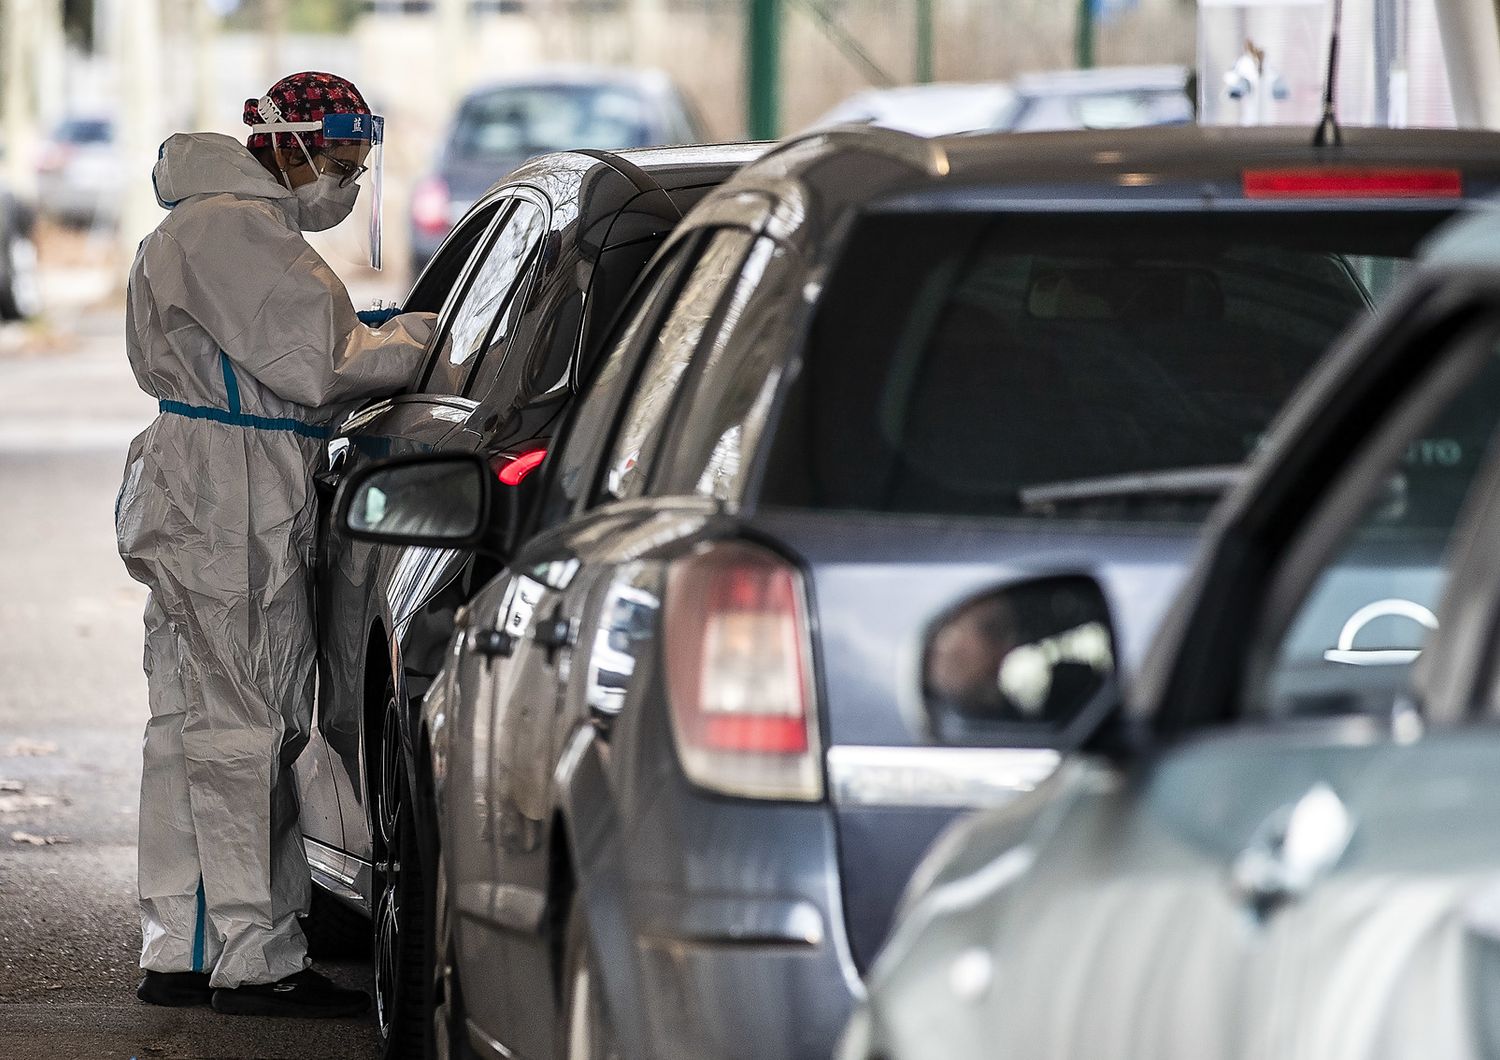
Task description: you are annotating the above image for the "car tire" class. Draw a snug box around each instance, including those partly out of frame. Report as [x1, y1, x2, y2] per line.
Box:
[431, 846, 476, 1060]
[556, 898, 620, 1060]
[302, 885, 371, 959]
[374, 686, 434, 1060]
[0, 229, 40, 321]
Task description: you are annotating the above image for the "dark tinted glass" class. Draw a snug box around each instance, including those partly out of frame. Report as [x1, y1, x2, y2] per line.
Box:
[762, 210, 1450, 523]
[423, 200, 546, 395]
[537, 240, 699, 528]
[450, 85, 655, 160]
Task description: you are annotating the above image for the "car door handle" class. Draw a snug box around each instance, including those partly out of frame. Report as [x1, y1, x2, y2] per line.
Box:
[1231, 783, 1354, 922]
[466, 627, 516, 660]
[533, 612, 573, 661]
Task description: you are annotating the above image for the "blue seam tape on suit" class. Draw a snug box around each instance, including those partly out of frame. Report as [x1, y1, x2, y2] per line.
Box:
[219, 352, 242, 415]
[157, 399, 329, 439]
[192, 878, 206, 973]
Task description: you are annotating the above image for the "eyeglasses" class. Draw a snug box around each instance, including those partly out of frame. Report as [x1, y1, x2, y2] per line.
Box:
[315, 154, 368, 188]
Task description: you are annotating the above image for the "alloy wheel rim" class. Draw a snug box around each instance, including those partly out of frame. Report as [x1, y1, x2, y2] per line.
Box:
[374, 698, 403, 1038]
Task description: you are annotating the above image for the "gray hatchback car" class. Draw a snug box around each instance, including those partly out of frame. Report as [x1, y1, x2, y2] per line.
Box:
[343, 126, 1500, 1059]
[844, 210, 1500, 1059]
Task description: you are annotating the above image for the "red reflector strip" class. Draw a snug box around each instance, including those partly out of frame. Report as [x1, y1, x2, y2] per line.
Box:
[700, 715, 809, 754]
[496, 448, 547, 486]
[1244, 168, 1462, 199]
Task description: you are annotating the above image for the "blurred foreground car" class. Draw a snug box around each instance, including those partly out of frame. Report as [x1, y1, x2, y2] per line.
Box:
[843, 210, 1500, 1060]
[0, 181, 38, 319]
[294, 141, 760, 1058]
[409, 68, 706, 275]
[811, 64, 1193, 136]
[35, 116, 120, 227]
[339, 125, 1500, 1059]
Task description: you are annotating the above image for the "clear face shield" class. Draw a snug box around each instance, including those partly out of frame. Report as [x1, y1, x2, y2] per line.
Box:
[250, 107, 386, 270]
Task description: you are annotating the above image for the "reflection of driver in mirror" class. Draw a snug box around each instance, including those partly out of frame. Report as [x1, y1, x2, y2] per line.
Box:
[925, 594, 1019, 717]
[925, 587, 1115, 726]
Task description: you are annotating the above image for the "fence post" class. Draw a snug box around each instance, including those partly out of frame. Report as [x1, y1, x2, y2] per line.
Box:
[747, 0, 780, 139]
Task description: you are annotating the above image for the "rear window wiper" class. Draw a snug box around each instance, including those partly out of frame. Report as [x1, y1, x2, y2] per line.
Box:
[1019, 464, 1244, 514]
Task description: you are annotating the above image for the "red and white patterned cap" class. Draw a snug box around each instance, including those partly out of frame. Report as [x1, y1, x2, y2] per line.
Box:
[243, 71, 370, 153]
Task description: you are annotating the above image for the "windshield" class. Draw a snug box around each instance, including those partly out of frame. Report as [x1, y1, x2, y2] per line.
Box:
[449, 85, 655, 161]
[762, 209, 1451, 523]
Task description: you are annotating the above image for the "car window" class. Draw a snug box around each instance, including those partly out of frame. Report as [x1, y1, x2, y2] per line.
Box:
[599, 229, 754, 502]
[536, 239, 701, 530]
[1254, 333, 1500, 722]
[1012, 89, 1192, 132]
[423, 198, 546, 396]
[657, 236, 793, 502]
[450, 85, 655, 159]
[760, 209, 1452, 523]
[407, 199, 504, 317]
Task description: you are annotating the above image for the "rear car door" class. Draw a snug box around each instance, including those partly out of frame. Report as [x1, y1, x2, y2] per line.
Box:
[444, 233, 712, 1050]
[965, 281, 1500, 1056]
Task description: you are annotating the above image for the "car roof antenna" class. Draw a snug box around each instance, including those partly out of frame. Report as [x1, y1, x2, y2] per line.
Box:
[1314, 0, 1344, 147]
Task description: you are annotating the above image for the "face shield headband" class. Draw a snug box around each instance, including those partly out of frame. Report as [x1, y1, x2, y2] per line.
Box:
[248, 105, 386, 269]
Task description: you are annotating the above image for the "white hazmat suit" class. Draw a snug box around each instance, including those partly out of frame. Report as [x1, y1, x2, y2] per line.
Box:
[115, 132, 434, 988]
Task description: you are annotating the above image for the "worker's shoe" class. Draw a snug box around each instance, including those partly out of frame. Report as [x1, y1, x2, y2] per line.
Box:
[137, 970, 213, 1007]
[210, 968, 370, 1019]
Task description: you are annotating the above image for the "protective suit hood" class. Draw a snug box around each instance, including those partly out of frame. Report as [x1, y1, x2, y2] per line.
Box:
[152, 132, 293, 211]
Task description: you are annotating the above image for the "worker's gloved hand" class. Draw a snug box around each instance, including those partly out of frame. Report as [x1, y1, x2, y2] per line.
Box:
[357, 305, 403, 327]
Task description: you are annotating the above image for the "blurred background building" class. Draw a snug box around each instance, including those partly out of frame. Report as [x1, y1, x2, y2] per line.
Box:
[0, 0, 1465, 313]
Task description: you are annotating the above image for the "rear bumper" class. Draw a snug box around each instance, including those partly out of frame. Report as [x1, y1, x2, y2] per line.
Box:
[627, 887, 860, 1060]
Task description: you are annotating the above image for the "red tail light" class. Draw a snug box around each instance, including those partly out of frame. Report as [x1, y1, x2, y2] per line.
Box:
[493, 448, 547, 486]
[1243, 168, 1462, 199]
[411, 175, 451, 237]
[664, 541, 822, 801]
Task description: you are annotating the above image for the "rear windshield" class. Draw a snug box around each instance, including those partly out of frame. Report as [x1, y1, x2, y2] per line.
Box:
[762, 210, 1450, 523]
[449, 86, 654, 161]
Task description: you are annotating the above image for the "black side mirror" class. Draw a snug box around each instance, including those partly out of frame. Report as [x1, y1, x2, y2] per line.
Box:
[922, 574, 1121, 749]
[337, 453, 494, 549]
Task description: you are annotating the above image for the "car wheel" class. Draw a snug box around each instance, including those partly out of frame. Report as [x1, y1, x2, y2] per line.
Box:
[374, 687, 433, 1059]
[0, 230, 40, 321]
[302, 884, 371, 959]
[556, 898, 619, 1060]
[431, 847, 475, 1060]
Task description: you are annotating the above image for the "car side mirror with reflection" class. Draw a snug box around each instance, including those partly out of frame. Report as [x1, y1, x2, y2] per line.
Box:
[922, 574, 1122, 749]
[338, 453, 495, 549]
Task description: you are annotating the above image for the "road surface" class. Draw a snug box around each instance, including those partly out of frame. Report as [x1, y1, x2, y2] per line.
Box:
[0, 304, 379, 1059]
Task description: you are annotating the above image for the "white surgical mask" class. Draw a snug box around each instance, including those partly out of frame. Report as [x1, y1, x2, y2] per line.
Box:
[293, 171, 360, 232]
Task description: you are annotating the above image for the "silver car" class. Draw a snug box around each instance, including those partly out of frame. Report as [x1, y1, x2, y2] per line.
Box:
[844, 208, 1500, 1059]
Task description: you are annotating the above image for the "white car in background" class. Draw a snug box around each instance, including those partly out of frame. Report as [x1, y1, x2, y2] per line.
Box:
[36, 117, 121, 228]
[810, 64, 1195, 137]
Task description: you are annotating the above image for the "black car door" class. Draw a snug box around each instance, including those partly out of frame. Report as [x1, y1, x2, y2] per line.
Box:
[315, 192, 556, 858]
[298, 192, 507, 854]
[972, 288, 1500, 1056]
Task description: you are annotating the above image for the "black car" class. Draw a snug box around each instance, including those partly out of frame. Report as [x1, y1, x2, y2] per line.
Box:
[288, 140, 763, 1055]
[339, 125, 1500, 1059]
[844, 207, 1500, 1060]
[409, 69, 707, 276]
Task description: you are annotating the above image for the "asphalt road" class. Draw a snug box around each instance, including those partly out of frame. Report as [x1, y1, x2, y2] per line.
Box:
[0, 307, 380, 1059]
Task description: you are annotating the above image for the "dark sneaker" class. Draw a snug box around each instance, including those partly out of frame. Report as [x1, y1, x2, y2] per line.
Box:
[137, 970, 213, 1007]
[210, 968, 370, 1018]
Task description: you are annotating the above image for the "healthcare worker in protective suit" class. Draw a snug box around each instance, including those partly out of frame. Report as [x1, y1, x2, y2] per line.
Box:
[115, 72, 434, 1017]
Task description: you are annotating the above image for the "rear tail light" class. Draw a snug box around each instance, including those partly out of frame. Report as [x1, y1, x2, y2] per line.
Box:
[411, 174, 451, 237]
[664, 541, 822, 801]
[492, 447, 547, 486]
[1243, 167, 1462, 199]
